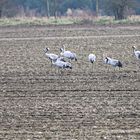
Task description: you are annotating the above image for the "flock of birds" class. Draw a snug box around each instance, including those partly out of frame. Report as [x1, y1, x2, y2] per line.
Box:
[44, 45, 140, 71]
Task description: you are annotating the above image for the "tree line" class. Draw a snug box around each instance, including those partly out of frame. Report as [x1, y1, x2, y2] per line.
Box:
[0, 0, 140, 20]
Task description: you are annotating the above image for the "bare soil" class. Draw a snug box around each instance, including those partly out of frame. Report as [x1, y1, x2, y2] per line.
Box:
[0, 25, 140, 139]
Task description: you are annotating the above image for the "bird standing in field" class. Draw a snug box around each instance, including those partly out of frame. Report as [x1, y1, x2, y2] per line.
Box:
[104, 57, 122, 70]
[44, 47, 59, 62]
[60, 45, 77, 61]
[44, 47, 67, 71]
[52, 58, 72, 74]
[132, 46, 140, 70]
[88, 53, 96, 71]
[132, 46, 140, 60]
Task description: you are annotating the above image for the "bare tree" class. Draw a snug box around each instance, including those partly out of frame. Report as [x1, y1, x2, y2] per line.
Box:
[0, 0, 7, 18]
[96, 0, 99, 16]
[105, 0, 136, 20]
[54, 0, 57, 19]
[46, 0, 50, 17]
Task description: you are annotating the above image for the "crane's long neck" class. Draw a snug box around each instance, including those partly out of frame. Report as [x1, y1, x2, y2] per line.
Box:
[132, 47, 136, 53]
[60, 48, 65, 53]
[62, 45, 66, 52]
[45, 53, 49, 57]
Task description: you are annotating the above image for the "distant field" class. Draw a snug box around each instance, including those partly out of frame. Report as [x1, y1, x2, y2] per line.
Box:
[0, 15, 140, 26]
[0, 25, 140, 139]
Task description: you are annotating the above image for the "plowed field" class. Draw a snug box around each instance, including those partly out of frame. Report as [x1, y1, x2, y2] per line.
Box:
[0, 25, 140, 139]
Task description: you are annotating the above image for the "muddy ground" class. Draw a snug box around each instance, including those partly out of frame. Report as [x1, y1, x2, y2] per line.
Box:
[0, 25, 140, 139]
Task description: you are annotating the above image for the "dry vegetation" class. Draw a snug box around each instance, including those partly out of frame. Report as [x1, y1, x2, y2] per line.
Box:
[0, 25, 140, 139]
[0, 15, 140, 26]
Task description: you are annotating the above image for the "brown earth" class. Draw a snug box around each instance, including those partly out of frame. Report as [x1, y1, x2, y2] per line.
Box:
[0, 25, 140, 139]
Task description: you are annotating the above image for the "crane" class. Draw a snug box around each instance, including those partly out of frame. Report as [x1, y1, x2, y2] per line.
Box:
[60, 45, 77, 61]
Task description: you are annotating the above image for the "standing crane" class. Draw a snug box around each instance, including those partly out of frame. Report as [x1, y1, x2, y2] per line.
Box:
[44, 47, 59, 62]
[132, 46, 140, 60]
[60, 45, 77, 61]
[88, 53, 96, 71]
[52, 58, 72, 74]
[104, 57, 122, 70]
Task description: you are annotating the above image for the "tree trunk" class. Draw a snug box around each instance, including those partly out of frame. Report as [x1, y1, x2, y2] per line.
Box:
[91, 0, 95, 15]
[46, 0, 50, 18]
[114, 6, 127, 20]
[54, 0, 57, 19]
[96, 0, 99, 17]
[0, 9, 2, 18]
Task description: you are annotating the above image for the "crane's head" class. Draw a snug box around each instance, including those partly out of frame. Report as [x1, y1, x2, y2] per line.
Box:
[104, 57, 109, 64]
[60, 48, 64, 52]
[132, 46, 136, 50]
[60, 48, 64, 56]
[44, 47, 49, 53]
[60, 48, 62, 52]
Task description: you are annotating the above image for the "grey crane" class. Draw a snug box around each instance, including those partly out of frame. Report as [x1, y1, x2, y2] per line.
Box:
[132, 46, 140, 60]
[104, 57, 122, 70]
[52, 58, 72, 74]
[60, 45, 77, 61]
[88, 53, 96, 71]
[44, 48, 59, 62]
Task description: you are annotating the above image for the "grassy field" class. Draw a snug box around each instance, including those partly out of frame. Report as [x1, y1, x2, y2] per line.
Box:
[0, 16, 140, 26]
[0, 24, 140, 139]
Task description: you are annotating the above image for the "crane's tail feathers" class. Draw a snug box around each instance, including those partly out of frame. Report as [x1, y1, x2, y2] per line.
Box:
[118, 61, 123, 68]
